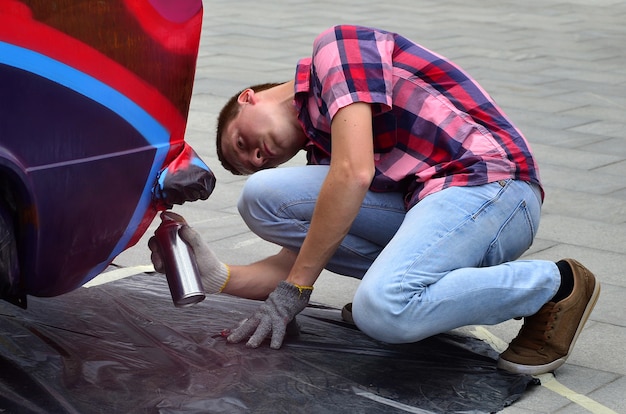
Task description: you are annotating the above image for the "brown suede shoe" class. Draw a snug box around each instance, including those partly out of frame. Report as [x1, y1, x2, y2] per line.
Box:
[497, 259, 601, 375]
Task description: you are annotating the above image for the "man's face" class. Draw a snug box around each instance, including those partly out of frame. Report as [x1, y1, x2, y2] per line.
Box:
[221, 96, 304, 174]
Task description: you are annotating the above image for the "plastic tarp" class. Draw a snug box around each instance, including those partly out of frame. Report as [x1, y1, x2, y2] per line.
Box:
[0, 271, 534, 413]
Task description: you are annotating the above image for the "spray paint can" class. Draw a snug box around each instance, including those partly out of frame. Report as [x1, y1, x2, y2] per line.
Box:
[154, 211, 205, 307]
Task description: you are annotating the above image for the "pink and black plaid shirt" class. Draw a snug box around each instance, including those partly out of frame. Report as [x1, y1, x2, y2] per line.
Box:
[293, 25, 542, 210]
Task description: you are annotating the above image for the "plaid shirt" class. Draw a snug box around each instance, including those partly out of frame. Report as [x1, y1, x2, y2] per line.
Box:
[293, 25, 542, 210]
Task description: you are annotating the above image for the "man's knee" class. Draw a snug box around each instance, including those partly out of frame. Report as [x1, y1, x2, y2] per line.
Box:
[352, 285, 406, 343]
[352, 282, 432, 344]
[237, 170, 276, 227]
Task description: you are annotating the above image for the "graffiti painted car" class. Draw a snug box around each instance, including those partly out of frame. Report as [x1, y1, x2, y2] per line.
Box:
[0, 0, 214, 307]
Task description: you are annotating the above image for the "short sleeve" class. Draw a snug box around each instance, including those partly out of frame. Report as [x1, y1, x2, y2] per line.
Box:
[311, 25, 394, 120]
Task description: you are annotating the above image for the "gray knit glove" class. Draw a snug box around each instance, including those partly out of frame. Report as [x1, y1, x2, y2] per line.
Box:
[227, 281, 312, 349]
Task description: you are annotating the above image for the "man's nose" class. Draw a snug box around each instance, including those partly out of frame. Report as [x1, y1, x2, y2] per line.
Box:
[250, 148, 265, 167]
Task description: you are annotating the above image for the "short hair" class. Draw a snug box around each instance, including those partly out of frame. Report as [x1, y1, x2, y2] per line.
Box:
[216, 82, 284, 175]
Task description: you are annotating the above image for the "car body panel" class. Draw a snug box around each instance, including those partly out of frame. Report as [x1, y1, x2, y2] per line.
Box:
[0, 0, 212, 299]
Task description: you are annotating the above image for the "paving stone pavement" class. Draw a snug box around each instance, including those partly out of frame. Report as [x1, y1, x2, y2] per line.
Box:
[116, 0, 626, 412]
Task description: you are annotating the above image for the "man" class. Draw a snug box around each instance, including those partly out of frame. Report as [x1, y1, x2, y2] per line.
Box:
[150, 25, 600, 375]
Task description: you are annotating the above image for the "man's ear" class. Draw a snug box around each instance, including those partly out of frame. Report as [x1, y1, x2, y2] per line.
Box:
[237, 88, 255, 104]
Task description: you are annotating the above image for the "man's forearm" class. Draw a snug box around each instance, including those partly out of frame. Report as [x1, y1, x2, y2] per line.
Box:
[285, 167, 370, 287]
[222, 247, 298, 299]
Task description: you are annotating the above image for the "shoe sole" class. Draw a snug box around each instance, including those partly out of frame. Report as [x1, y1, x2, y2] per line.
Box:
[497, 278, 601, 376]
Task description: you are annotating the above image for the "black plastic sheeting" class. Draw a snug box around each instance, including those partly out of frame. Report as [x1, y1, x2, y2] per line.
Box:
[0, 271, 535, 413]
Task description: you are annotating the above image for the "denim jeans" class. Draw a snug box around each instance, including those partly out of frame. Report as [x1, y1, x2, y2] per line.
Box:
[238, 165, 560, 343]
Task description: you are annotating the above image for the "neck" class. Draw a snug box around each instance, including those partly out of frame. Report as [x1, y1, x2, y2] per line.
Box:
[273, 80, 295, 106]
[259, 80, 307, 146]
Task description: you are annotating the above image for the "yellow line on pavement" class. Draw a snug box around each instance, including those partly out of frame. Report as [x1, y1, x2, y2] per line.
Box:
[470, 326, 618, 414]
[83, 265, 155, 287]
[536, 373, 618, 414]
[470, 326, 509, 353]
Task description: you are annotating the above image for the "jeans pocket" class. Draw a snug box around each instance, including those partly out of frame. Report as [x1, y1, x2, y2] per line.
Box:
[482, 198, 537, 266]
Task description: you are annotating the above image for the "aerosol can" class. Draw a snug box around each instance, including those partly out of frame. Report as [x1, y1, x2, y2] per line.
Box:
[154, 211, 205, 307]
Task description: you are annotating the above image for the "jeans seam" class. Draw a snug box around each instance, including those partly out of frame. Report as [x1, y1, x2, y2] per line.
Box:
[470, 180, 508, 221]
[399, 212, 477, 301]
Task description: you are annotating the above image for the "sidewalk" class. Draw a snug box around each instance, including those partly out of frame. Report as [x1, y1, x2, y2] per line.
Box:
[117, 1, 626, 412]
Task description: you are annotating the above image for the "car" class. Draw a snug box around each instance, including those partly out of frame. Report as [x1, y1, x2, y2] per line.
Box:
[0, 0, 215, 308]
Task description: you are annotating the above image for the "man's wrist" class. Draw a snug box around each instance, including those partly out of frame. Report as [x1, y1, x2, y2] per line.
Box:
[203, 262, 230, 294]
[277, 280, 313, 300]
[291, 282, 313, 296]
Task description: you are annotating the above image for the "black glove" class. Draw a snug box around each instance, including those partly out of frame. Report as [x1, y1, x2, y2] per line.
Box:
[227, 281, 312, 349]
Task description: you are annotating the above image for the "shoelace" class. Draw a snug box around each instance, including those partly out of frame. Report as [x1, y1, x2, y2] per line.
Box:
[510, 302, 559, 351]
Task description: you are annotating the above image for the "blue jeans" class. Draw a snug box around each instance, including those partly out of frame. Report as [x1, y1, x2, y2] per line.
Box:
[238, 165, 560, 343]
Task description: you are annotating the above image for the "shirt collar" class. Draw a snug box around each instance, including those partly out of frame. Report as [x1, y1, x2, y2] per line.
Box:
[294, 57, 312, 94]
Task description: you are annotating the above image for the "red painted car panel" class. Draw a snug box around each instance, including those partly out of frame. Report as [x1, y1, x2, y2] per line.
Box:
[0, 0, 213, 304]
